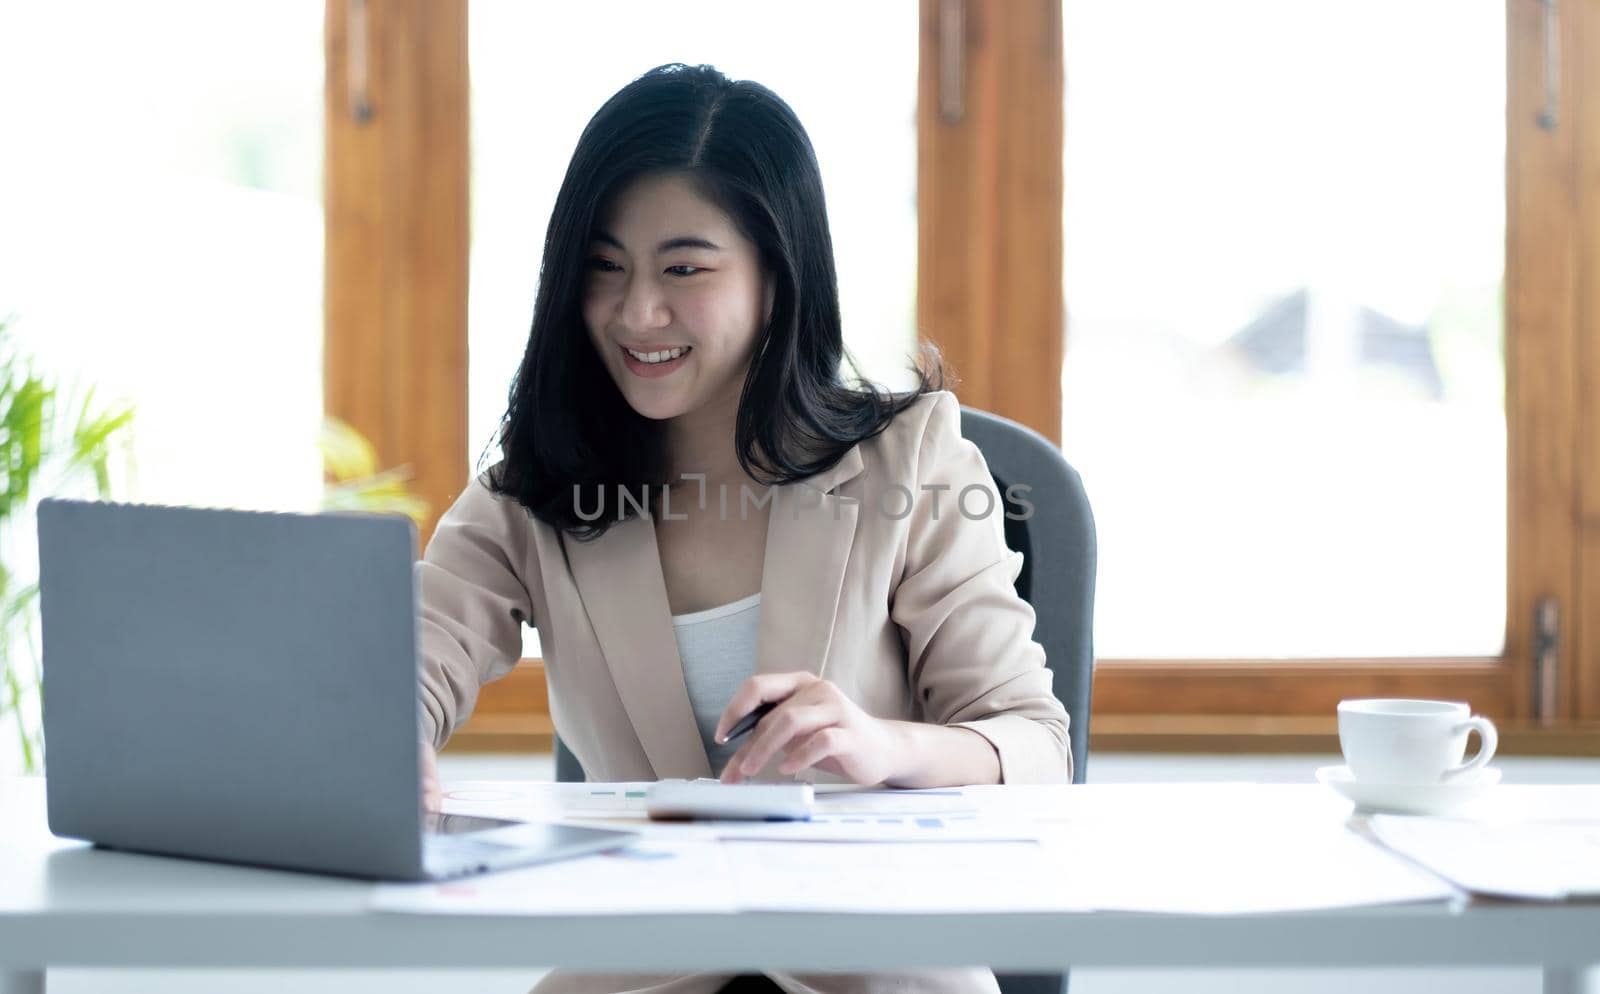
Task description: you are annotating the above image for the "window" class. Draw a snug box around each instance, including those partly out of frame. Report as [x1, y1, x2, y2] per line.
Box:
[1059, 2, 1507, 660]
[0, 2, 325, 514]
[915, 0, 1594, 734]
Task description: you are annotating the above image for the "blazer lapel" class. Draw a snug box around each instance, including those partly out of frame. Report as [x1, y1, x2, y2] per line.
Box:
[756, 445, 864, 688]
[564, 512, 713, 780]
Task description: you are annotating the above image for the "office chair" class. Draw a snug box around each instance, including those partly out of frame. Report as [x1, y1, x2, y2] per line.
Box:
[956, 406, 1096, 994]
[553, 404, 1098, 994]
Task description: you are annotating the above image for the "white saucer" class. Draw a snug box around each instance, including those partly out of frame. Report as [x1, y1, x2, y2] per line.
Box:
[1316, 764, 1501, 815]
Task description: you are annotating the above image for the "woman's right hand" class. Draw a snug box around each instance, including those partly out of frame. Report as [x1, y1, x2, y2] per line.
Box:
[420, 739, 443, 812]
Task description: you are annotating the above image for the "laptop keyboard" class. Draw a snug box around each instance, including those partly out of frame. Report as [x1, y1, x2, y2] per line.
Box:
[423, 833, 518, 876]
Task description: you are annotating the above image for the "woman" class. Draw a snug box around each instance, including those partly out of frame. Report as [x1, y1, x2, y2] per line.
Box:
[416, 63, 1073, 994]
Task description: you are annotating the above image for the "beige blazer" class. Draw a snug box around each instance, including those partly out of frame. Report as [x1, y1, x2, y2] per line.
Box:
[415, 390, 1073, 994]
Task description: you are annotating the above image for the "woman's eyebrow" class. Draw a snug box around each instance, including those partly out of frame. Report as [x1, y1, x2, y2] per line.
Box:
[592, 230, 724, 253]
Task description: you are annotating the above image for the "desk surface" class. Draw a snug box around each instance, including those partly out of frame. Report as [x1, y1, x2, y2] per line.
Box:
[2, 777, 1598, 973]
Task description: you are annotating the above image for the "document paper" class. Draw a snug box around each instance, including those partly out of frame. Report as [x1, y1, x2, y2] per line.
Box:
[1367, 815, 1600, 901]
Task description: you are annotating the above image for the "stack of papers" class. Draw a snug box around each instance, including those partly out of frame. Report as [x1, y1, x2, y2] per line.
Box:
[372, 782, 1469, 918]
[371, 838, 1083, 916]
[1366, 815, 1600, 901]
[720, 839, 1080, 913]
[1035, 786, 1459, 915]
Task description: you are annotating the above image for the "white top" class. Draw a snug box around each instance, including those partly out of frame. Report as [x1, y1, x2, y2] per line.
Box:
[671, 591, 761, 776]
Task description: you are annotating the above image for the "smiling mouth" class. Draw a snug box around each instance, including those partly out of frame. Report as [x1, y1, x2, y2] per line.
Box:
[621, 344, 692, 365]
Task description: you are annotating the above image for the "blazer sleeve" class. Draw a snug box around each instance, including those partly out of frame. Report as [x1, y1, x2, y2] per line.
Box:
[890, 392, 1074, 784]
[414, 470, 537, 752]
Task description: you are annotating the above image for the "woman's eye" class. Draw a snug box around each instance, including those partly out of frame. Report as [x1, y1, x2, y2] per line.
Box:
[665, 265, 703, 277]
[587, 257, 622, 273]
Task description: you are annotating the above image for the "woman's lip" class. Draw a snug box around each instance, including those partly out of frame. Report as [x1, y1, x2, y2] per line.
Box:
[620, 343, 689, 353]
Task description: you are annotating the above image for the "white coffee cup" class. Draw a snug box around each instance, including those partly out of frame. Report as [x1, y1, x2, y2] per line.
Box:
[1336, 698, 1498, 784]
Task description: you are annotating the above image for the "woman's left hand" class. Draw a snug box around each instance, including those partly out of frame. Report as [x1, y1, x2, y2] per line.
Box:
[714, 672, 904, 785]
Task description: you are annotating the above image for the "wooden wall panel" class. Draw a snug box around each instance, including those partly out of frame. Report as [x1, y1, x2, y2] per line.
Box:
[325, 0, 469, 550]
[1093, 660, 1512, 720]
[1574, 0, 1600, 720]
[918, 0, 1064, 442]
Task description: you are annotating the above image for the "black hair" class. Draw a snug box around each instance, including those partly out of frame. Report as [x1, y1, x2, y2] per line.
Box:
[487, 62, 946, 540]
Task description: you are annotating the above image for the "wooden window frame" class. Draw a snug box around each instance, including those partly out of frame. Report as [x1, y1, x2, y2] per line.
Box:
[326, 0, 1600, 753]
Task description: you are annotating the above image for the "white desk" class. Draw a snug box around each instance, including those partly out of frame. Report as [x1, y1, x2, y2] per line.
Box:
[3, 778, 1597, 994]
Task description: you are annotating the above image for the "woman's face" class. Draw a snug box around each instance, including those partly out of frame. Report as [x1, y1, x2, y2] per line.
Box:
[582, 172, 773, 423]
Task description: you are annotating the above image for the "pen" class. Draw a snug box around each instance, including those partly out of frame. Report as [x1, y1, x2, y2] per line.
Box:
[720, 700, 778, 743]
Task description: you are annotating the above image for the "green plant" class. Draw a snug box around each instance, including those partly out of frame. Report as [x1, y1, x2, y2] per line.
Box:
[0, 319, 429, 774]
[0, 317, 134, 774]
[319, 416, 430, 525]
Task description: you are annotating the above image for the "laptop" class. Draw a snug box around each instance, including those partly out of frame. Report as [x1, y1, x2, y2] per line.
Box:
[37, 497, 637, 881]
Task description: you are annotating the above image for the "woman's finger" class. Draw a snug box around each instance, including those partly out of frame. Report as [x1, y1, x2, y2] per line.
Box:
[778, 726, 845, 775]
[732, 701, 835, 777]
[713, 671, 816, 744]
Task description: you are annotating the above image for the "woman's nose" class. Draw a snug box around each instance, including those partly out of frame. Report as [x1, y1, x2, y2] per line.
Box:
[619, 273, 671, 331]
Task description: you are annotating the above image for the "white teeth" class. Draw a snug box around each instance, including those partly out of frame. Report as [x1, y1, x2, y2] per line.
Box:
[626, 346, 688, 364]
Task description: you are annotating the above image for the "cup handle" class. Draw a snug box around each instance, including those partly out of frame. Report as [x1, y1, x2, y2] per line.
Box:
[1441, 716, 1498, 780]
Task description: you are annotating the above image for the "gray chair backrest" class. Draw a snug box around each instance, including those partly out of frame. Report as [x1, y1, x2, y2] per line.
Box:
[554, 403, 1097, 785]
[955, 406, 1095, 994]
